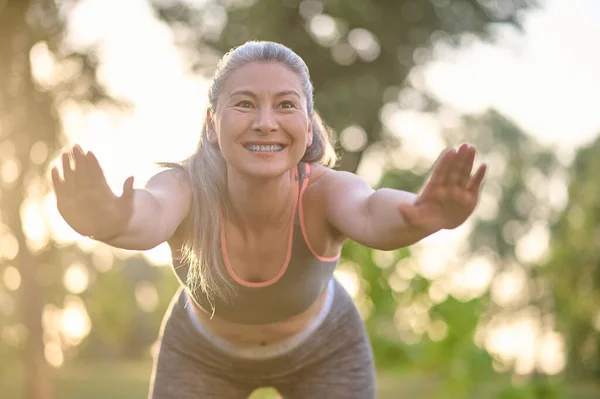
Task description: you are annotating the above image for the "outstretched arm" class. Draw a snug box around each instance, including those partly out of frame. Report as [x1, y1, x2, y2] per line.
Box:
[52, 145, 191, 250]
[323, 144, 486, 250]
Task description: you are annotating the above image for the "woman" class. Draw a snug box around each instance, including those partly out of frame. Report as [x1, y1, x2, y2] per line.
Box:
[52, 41, 486, 398]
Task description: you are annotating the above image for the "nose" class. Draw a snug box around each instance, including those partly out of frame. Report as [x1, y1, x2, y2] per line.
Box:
[252, 106, 278, 134]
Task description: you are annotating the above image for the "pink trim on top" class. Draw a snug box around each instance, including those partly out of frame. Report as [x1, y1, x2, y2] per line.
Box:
[220, 166, 300, 288]
[299, 163, 341, 262]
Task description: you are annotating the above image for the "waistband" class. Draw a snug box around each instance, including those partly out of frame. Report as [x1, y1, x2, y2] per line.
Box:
[183, 278, 335, 360]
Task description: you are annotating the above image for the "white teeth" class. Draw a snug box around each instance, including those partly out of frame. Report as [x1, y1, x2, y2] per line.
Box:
[244, 145, 284, 152]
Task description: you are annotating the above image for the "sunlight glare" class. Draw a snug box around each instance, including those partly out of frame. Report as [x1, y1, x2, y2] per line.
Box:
[547, 173, 570, 213]
[63, 262, 90, 294]
[29, 41, 57, 88]
[388, 272, 410, 293]
[537, 331, 566, 375]
[135, 281, 159, 313]
[485, 316, 538, 375]
[371, 250, 396, 269]
[1, 159, 20, 185]
[355, 148, 385, 187]
[348, 28, 381, 61]
[491, 265, 528, 307]
[30, 141, 50, 165]
[428, 280, 449, 304]
[142, 243, 173, 266]
[60, 296, 92, 346]
[415, 244, 454, 279]
[450, 255, 495, 301]
[3, 266, 21, 291]
[386, 109, 445, 162]
[340, 125, 368, 153]
[335, 263, 373, 319]
[515, 223, 550, 265]
[91, 245, 116, 272]
[428, 319, 449, 342]
[45, 341, 64, 368]
[334, 264, 360, 298]
[22, 198, 51, 253]
[308, 14, 340, 47]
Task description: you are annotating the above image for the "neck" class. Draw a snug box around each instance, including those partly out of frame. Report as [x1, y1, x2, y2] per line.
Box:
[226, 168, 296, 229]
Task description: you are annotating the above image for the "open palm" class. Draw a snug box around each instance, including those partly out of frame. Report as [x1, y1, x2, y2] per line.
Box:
[398, 144, 487, 232]
[51, 145, 135, 240]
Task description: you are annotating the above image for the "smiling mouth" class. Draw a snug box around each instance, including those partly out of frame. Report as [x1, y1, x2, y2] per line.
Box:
[243, 144, 285, 152]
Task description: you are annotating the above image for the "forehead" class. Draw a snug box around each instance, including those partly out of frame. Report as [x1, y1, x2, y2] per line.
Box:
[220, 62, 305, 97]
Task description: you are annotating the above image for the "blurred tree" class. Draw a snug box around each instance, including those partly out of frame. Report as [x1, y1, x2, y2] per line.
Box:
[543, 136, 600, 380]
[447, 110, 569, 398]
[448, 110, 566, 374]
[153, 0, 537, 173]
[0, 0, 119, 398]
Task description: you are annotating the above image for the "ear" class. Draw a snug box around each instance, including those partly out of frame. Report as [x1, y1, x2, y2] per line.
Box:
[205, 109, 218, 144]
[306, 118, 314, 148]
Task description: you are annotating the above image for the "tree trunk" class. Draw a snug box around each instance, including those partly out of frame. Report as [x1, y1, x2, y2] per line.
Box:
[0, 1, 58, 398]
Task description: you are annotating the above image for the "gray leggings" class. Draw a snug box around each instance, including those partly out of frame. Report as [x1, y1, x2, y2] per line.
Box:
[148, 279, 376, 398]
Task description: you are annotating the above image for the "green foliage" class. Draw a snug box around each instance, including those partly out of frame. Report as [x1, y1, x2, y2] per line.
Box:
[84, 268, 137, 357]
[451, 110, 565, 262]
[544, 136, 600, 379]
[496, 377, 564, 399]
[77, 256, 179, 360]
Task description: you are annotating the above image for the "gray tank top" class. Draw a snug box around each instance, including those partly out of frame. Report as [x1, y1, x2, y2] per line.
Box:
[171, 163, 340, 324]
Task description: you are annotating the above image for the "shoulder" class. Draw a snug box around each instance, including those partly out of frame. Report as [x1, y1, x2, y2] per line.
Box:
[146, 166, 191, 194]
[145, 167, 192, 220]
[305, 163, 371, 198]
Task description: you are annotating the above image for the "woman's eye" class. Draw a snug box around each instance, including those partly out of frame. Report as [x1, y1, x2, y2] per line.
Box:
[235, 100, 253, 108]
[279, 101, 295, 109]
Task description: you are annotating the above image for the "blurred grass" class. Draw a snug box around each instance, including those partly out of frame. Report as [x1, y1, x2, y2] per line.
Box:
[1, 361, 599, 399]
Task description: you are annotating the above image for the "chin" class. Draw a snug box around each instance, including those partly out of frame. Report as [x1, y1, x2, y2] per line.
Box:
[242, 160, 295, 178]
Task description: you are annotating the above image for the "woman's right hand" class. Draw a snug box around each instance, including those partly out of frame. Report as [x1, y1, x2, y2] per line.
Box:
[51, 145, 135, 241]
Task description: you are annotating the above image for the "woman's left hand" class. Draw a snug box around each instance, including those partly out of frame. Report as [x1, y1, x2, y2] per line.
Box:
[397, 143, 487, 232]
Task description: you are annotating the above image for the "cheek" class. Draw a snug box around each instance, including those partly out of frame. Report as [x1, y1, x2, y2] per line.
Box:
[289, 115, 310, 135]
[216, 115, 241, 142]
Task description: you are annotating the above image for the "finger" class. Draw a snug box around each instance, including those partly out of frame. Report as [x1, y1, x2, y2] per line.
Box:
[51, 166, 65, 196]
[467, 163, 487, 193]
[427, 149, 456, 188]
[72, 145, 89, 189]
[61, 152, 75, 191]
[457, 144, 475, 187]
[447, 144, 471, 186]
[120, 176, 135, 200]
[85, 151, 108, 184]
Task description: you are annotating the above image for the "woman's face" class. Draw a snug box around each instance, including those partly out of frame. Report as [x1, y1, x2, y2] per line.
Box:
[209, 62, 313, 179]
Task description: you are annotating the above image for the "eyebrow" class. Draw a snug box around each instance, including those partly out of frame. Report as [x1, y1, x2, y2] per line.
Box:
[229, 89, 302, 99]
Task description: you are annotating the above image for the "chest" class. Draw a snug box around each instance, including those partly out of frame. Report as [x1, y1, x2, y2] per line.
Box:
[223, 221, 294, 283]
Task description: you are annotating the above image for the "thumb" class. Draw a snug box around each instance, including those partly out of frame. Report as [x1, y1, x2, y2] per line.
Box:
[397, 203, 420, 226]
[121, 176, 135, 200]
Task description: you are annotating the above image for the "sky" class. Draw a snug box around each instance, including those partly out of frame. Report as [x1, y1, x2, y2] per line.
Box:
[425, 0, 600, 148]
[28, 0, 600, 373]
